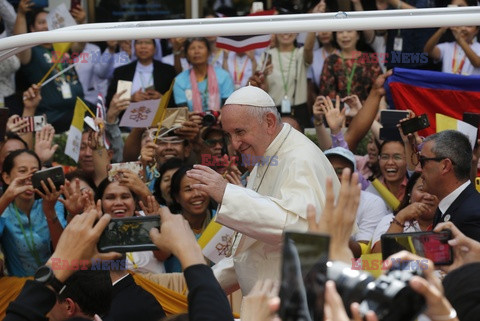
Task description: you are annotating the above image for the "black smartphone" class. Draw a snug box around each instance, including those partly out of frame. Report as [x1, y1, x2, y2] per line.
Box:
[381, 230, 453, 265]
[463, 112, 480, 128]
[279, 232, 330, 321]
[379, 127, 402, 141]
[32, 166, 65, 199]
[71, 0, 81, 9]
[98, 215, 160, 253]
[380, 110, 410, 128]
[400, 114, 430, 135]
[0, 107, 8, 142]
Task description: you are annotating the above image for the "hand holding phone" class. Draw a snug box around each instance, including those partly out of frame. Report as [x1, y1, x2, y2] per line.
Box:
[381, 230, 453, 265]
[32, 166, 65, 199]
[98, 215, 160, 252]
[400, 114, 430, 135]
[279, 232, 330, 321]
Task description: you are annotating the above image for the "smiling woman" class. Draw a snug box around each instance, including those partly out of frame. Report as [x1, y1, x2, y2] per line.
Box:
[95, 178, 166, 274]
[165, 165, 214, 272]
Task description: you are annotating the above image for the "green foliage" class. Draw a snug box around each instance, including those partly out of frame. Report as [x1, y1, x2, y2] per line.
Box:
[53, 133, 77, 166]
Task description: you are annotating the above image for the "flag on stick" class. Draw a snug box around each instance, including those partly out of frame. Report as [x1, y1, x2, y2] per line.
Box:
[65, 97, 89, 162]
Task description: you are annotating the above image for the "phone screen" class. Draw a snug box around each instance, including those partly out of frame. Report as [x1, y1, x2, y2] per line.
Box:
[381, 231, 453, 265]
[279, 232, 330, 321]
[98, 216, 160, 253]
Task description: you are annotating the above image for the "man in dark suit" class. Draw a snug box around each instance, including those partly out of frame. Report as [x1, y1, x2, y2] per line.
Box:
[103, 260, 166, 321]
[105, 38, 177, 108]
[416, 130, 480, 242]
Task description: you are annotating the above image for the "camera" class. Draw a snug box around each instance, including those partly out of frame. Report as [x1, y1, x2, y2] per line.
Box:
[199, 111, 220, 127]
[327, 261, 425, 321]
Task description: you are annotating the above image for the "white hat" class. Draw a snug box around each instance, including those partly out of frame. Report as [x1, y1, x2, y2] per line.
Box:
[324, 147, 356, 172]
[224, 85, 275, 108]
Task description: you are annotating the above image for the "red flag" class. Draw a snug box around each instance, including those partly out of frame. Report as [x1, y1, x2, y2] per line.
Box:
[385, 68, 480, 137]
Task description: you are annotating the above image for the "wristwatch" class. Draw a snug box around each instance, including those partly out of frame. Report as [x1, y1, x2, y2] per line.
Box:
[34, 265, 65, 294]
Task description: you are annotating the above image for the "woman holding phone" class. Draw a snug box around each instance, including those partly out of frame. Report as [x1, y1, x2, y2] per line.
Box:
[0, 149, 66, 276]
[96, 178, 166, 274]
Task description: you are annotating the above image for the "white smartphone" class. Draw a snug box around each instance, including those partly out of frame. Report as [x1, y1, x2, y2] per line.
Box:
[116, 80, 132, 101]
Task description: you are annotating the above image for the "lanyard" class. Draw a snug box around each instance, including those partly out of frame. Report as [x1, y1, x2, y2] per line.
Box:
[277, 48, 295, 96]
[233, 55, 249, 87]
[341, 53, 358, 95]
[126, 252, 138, 269]
[139, 71, 154, 90]
[452, 44, 466, 75]
[13, 204, 42, 266]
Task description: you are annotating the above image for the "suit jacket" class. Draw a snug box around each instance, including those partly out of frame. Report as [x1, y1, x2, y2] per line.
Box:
[103, 274, 166, 321]
[105, 59, 176, 108]
[434, 183, 480, 242]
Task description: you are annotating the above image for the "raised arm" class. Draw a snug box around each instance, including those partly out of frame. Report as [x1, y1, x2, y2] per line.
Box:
[423, 27, 447, 61]
[13, 0, 33, 65]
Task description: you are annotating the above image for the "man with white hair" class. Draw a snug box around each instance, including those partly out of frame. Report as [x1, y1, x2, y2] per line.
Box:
[187, 85, 340, 295]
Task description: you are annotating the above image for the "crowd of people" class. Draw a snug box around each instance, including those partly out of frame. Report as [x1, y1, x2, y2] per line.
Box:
[1, 0, 480, 320]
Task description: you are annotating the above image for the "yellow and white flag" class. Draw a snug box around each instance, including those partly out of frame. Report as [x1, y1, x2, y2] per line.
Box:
[198, 220, 235, 264]
[65, 97, 89, 162]
[436, 113, 478, 150]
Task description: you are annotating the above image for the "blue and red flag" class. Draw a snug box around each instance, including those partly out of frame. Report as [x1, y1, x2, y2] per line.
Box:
[385, 67, 480, 136]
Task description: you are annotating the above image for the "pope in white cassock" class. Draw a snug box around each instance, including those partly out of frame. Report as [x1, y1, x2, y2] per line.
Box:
[187, 85, 341, 295]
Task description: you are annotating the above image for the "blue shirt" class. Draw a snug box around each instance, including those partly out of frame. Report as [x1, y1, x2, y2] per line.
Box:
[0, 200, 67, 276]
[173, 66, 234, 111]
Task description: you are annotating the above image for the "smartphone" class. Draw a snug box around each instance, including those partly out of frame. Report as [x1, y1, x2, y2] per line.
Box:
[380, 110, 410, 128]
[381, 230, 453, 265]
[279, 232, 330, 321]
[14, 115, 47, 133]
[70, 0, 81, 9]
[107, 161, 145, 182]
[400, 114, 430, 135]
[116, 80, 132, 101]
[379, 127, 402, 141]
[32, 166, 65, 199]
[98, 215, 160, 252]
[0, 107, 8, 142]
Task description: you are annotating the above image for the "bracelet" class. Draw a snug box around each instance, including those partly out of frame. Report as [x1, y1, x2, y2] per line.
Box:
[391, 217, 405, 228]
[313, 119, 324, 127]
[430, 308, 457, 321]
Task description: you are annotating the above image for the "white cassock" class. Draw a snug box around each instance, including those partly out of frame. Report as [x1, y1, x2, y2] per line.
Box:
[212, 123, 341, 295]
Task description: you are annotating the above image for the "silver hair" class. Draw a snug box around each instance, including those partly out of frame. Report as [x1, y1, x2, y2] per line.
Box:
[423, 130, 472, 181]
[243, 105, 282, 125]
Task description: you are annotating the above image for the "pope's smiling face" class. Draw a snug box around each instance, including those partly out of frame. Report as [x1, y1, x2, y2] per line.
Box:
[220, 105, 272, 159]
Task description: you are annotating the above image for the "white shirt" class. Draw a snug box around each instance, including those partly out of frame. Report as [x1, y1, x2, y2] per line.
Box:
[126, 251, 166, 274]
[225, 52, 256, 89]
[437, 41, 480, 75]
[371, 213, 423, 247]
[132, 62, 154, 94]
[161, 54, 190, 72]
[307, 48, 333, 88]
[213, 123, 341, 294]
[75, 43, 107, 105]
[263, 47, 310, 106]
[354, 191, 389, 242]
[438, 181, 471, 215]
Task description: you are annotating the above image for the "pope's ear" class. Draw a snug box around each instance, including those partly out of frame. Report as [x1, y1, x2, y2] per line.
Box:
[265, 112, 278, 132]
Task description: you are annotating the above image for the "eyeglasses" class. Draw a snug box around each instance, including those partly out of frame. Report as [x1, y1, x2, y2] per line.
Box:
[379, 154, 405, 161]
[204, 138, 224, 147]
[418, 155, 447, 167]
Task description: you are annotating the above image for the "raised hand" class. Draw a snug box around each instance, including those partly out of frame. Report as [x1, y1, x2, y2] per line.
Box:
[34, 124, 58, 164]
